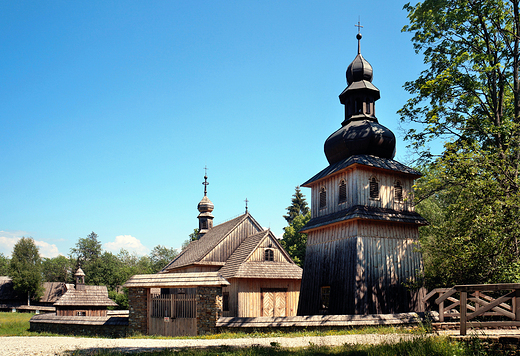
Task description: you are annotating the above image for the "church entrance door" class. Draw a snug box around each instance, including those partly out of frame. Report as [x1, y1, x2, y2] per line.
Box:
[261, 288, 287, 317]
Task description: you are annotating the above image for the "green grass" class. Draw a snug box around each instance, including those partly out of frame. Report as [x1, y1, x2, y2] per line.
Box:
[59, 336, 492, 356]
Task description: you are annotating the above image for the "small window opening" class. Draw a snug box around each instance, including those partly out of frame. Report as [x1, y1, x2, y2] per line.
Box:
[369, 177, 379, 199]
[320, 286, 331, 310]
[77, 311, 86, 316]
[366, 99, 371, 115]
[339, 180, 347, 203]
[223, 292, 229, 312]
[394, 181, 403, 202]
[356, 98, 363, 114]
[319, 187, 327, 209]
[265, 249, 274, 261]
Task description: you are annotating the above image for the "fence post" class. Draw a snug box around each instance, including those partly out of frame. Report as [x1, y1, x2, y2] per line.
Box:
[460, 291, 467, 336]
[515, 288, 520, 321]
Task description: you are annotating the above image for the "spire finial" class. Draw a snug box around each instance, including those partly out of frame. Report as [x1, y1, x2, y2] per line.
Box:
[245, 198, 249, 213]
[355, 18, 363, 54]
[202, 166, 209, 196]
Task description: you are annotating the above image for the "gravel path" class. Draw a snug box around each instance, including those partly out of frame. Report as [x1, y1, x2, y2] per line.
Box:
[1, 334, 418, 355]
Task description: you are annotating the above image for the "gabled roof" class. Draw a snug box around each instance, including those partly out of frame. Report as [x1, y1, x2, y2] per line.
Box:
[40, 282, 68, 304]
[54, 285, 117, 307]
[124, 272, 230, 288]
[0, 276, 19, 301]
[302, 154, 421, 187]
[300, 205, 428, 232]
[219, 230, 302, 280]
[161, 213, 263, 271]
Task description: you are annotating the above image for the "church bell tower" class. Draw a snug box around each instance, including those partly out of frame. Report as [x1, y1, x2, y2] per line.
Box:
[297, 31, 427, 315]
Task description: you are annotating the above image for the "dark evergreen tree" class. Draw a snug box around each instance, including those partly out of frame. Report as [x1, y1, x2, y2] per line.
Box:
[283, 186, 309, 225]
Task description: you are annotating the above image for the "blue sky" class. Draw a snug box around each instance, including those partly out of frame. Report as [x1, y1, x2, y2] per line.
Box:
[0, 1, 426, 258]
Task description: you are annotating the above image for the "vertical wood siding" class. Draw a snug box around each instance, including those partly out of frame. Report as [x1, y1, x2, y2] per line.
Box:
[247, 237, 289, 262]
[298, 220, 424, 315]
[225, 278, 300, 317]
[310, 167, 416, 218]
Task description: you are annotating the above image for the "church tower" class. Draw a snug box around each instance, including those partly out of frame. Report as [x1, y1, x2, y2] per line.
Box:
[297, 32, 427, 315]
[197, 173, 214, 238]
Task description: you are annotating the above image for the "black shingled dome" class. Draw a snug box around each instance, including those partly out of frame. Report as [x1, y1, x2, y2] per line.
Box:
[324, 34, 396, 165]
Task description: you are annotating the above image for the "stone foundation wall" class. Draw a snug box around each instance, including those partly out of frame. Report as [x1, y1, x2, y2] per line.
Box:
[30, 316, 128, 338]
[196, 286, 222, 335]
[128, 287, 148, 335]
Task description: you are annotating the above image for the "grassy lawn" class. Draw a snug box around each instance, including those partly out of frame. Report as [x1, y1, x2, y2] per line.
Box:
[59, 337, 492, 356]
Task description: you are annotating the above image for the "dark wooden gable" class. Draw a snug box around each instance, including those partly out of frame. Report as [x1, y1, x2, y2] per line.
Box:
[219, 230, 302, 280]
[162, 212, 263, 271]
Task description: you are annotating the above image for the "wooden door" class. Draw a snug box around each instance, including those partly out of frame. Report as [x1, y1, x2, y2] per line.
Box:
[149, 292, 197, 336]
[261, 288, 287, 317]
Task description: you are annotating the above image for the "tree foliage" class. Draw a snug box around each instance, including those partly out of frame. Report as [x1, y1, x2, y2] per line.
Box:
[42, 255, 72, 283]
[402, 0, 520, 286]
[0, 253, 9, 276]
[283, 186, 310, 225]
[280, 187, 310, 267]
[149, 245, 178, 273]
[280, 211, 311, 267]
[9, 237, 43, 302]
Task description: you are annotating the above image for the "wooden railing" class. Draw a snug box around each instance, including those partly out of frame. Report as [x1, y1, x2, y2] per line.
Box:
[426, 284, 520, 335]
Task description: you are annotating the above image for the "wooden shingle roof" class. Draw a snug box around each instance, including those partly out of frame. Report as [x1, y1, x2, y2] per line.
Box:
[124, 272, 230, 288]
[301, 205, 428, 232]
[0, 276, 18, 301]
[40, 282, 68, 304]
[219, 230, 302, 280]
[54, 285, 117, 307]
[161, 213, 263, 271]
[302, 154, 421, 187]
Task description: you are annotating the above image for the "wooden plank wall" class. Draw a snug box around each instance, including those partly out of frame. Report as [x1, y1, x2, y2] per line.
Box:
[223, 278, 300, 317]
[202, 217, 262, 263]
[247, 236, 288, 263]
[310, 167, 415, 218]
[298, 220, 422, 315]
[149, 317, 197, 336]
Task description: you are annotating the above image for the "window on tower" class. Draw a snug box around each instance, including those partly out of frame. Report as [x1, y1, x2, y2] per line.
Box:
[369, 177, 379, 200]
[339, 180, 347, 203]
[319, 187, 326, 209]
[394, 181, 403, 202]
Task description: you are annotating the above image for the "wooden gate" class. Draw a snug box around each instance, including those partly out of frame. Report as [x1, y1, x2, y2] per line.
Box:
[261, 288, 287, 317]
[149, 291, 197, 336]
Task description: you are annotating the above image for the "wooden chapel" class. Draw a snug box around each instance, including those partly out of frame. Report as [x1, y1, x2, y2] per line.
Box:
[297, 32, 427, 315]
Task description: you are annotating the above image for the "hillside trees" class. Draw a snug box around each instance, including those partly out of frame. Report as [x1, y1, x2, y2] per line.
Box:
[401, 0, 520, 285]
[9, 237, 43, 304]
[281, 186, 311, 267]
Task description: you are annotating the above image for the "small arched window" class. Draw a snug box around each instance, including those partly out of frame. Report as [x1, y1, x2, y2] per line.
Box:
[339, 180, 347, 203]
[394, 181, 403, 202]
[319, 187, 327, 209]
[265, 249, 274, 261]
[369, 177, 379, 200]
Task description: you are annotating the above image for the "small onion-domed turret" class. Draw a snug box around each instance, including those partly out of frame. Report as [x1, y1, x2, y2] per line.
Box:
[324, 32, 395, 165]
[197, 174, 214, 238]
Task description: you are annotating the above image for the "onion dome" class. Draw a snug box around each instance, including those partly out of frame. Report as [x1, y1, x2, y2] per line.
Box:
[324, 32, 395, 165]
[197, 174, 214, 238]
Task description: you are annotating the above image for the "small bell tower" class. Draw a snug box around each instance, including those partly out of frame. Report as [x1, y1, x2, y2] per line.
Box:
[197, 171, 214, 238]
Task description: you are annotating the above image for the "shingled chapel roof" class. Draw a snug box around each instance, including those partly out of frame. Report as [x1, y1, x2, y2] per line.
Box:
[219, 230, 302, 280]
[54, 285, 117, 307]
[161, 212, 263, 271]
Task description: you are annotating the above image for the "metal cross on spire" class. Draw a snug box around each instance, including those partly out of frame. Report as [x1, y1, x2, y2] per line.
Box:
[355, 18, 363, 54]
[245, 198, 249, 213]
[202, 166, 209, 196]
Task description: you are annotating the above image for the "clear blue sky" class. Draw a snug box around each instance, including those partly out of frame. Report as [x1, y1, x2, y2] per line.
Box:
[0, 1, 425, 258]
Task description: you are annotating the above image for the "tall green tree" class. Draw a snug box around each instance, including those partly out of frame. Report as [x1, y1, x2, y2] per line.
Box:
[283, 186, 310, 225]
[9, 237, 43, 304]
[280, 187, 310, 267]
[149, 245, 178, 273]
[42, 255, 72, 282]
[0, 253, 9, 276]
[401, 0, 520, 286]
[280, 211, 311, 267]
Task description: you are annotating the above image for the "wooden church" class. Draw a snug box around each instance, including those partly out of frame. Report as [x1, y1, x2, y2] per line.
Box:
[297, 32, 427, 315]
[161, 175, 302, 318]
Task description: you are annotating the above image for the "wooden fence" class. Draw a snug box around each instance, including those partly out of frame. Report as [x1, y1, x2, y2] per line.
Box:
[426, 283, 520, 335]
[149, 292, 196, 336]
